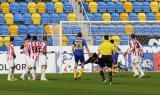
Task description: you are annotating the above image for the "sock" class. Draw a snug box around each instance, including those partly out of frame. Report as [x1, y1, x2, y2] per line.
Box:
[31, 68, 36, 80]
[109, 72, 112, 82]
[21, 69, 29, 78]
[41, 69, 46, 79]
[11, 68, 15, 80]
[8, 68, 12, 80]
[100, 71, 105, 81]
[73, 68, 77, 78]
[132, 65, 139, 75]
[136, 64, 144, 75]
[78, 68, 84, 77]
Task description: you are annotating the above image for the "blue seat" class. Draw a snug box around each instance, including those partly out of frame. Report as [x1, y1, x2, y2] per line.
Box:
[120, 36, 130, 45]
[94, 36, 102, 45]
[23, 13, 32, 25]
[14, 13, 23, 22]
[129, 13, 138, 21]
[115, 2, 124, 13]
[107, 2, 115, 13]
[111, 13, 120, 21]
[46, 2, 54, 14]
[0, 0, 6, 2]
[18, 25, 27, 35]
[106, 25, 116, 34]
[128, 0, 136, 1]
[37, 37, 42, 42]
[34, 0, 41, 2]
[91, 25, 98, 34]
[14, 36, 23, 46]
[151, 25, 160, 35]
[10, 2, 19, 13]
[98, 26, 107, 35]
[19, 2, 28, 13]
[145, 0, 152, 1]
[85, 13, 93, 21]
[72, 26, 81, 34]
[80, 2, 89, 13]
[142, 2, 150, 13]
[41, 13, 50, 24]
[93, 13, 102, 21]
[134, 24, 143, 35]
[102, 0, 110, 2]
[36, 25, 43, 35]
[133, 2, 142, 13]
[116, 25, 125, 35]
[59, 13, 67, 21]
[0, 25, 9, 35]
[25, 0, 32, 2]
[50, 13, 59, 24]
[98, 2, 106, 13]
[60, 0, 68, 2]
[0, 14, 4, 25]
[52, 36, 59, 46]
[68, 36, 76, 45]
[146, 13, 155, 21]
[27, 25, 36, 36]
[143, 24, 151, 34]
[64, 2, 73, 13]
[63, 26, 71, 34]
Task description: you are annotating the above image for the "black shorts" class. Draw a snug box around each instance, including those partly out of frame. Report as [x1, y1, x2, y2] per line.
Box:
[99, 55, 113, 68]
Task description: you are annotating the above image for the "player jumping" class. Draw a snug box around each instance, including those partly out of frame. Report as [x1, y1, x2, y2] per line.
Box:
[72, 32, 90, 80]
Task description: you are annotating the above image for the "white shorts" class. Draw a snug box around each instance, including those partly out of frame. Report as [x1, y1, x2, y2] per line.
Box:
[28, 58, 36, 68]
[8, 60, 15, 68]
[117, 54, 125, 64]
[131, 55, 141, 64]
[39, 55, 47, 66]
[25, 55, 30, 64]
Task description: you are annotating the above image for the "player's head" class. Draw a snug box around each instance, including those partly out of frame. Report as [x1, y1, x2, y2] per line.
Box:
[43, 36, 47, 42]
[104, 35, 109, 40]
[32, 35, 37, 41]
[110, 39, 114, 44]
[77, 32, 82, 38]
[131, 34, 136, 39]
[26, 34, 31, 40]
[10, 36, 14, 43]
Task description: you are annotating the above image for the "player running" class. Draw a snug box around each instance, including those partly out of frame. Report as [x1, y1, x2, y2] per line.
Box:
[72, 32, 90, 80]
[39, 36, 48, 81]
[20, 34, 31, 80]
[7, 37, 16, 81]
[125, 34, 144, 78]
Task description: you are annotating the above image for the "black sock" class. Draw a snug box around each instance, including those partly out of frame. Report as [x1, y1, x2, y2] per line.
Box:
[100, 71, 105, 81]
[109, 72, 112, 82]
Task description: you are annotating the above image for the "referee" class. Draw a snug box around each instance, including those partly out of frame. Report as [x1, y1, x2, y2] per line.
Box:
[98, 35, 116, 84]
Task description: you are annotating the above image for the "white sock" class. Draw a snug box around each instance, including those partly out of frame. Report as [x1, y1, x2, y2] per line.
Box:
[41, 69, 46, 79]
[21, 69, 29, 78]
[31, 68, 36, 80]
[8, 68, 12, 80]
[132, 65, 139, 75]
[136, 64, 144, 75]
[11, 68, 15, 80]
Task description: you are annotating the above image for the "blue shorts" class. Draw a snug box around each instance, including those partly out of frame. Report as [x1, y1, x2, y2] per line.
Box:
[74, 54, 85, 63]
[113, 58, 118, 65]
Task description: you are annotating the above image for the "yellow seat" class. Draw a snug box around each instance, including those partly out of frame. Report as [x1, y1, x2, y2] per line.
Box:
[7, 0, 15, 2]
[154, 0, 160, 2]
[124, 2, 133, 13]
[111, 36, 120, 46]
[45, 25, 52, 35]
[4, 13, 14, 25]
[155, 13, 160, 21]
[0, 37, 3, 46]
[55, 2, 63, 13]
[119, 0, 127, 2]
[1, 2, 10, 13]
[111, 0, 119, 2]
[9, 25, 18, 35]
[28, 2, 37, 13]
[68, 13, 76, 21]
[62, 36, 68, 46]
[150, 2, 159, 13]
[89, 2, 98, 13]
[52, 0, 59, 2]
[53, 24, 60, 34]
[77, 0, 84, 2]
[102, 13, 111, 21]
[138, 13, 146, 21]
[32, 13, 41, 25]
[120, 13, 129, 21]
[124, 24, 134, 35]
[37, 2, 46, 13]
[3, 37, 10, 46]
[86, 0, 93, 2]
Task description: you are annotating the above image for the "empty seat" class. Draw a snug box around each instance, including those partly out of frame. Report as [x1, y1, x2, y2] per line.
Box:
[4, 13, 14, 25]
[9, 25, 18, 35]
[129, 13, 138, 21]
[143, 24, 151, 34]
[116, 25, 125, 35]
[28, 2, 37, 13]
[1, 2, 10, 13]
[0, 0, 6, 2]
[64, 2, 73, 13]
[46, 2, 54, 13]
[45, 25, 52, 35]
[27, 25, 36, 36]
[3, 36, 10, 46]
[98, 26, 107, 34]
[98, 2, 106, 13]
[19, 2, 28, 13]
[59, 13, 67, 21]
[146, 13, 155, 21]
[0, 14, 4, 24]
[93, 13, 102, 21]
[106, 25, 116, 34]
[80, 2, 89, 13]
[68, 13, 76, 21]
[133, 2, 142, 13]
[120, 35, 130, 45]
[37, 2, 46, 13]
[50, 13, 59, 24]
[55, 2, 63, 13]
[155, 13, 160, 21]
[120, 13, 129, 21]
[89, 2, 98, 13]
[10, 2, 19, 13]
[0, 37, 3, 46]
[107, 2, 115, 13]
[14, 36, 23, 46]
[111, 13, 120, 21]
[0, 25, 9, 35]
[18, 25, 27, 35]
[25, 0, 33, 2]
[23, 13, 32, 25]
[134, 24, 143, 35]
[32, 13, 41, 25]
[72, 26, 81, 34]
[36, 25, 43, 35]
[138, 13, 146, 21]
[91, 25, 98, 34]
[68, 36, 76, 45]
[14, 13, 23, 22]
[151, 24, 160, 34]
[52, 0, 59, 2]
[41, 13, 50, 24]
[142, 2, 150, 13]
[63, 26, 71, 34]
[62, 36, 68, 46]
[115, 2, 124, 13]
[124, 2, 133, 13]
[102, 13, 111, 21]
[124, 24, 134, 35]
[150, 2, 159, 12]
[85, 13, 93, 21]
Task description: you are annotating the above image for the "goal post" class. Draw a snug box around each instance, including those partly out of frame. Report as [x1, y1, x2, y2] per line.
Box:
[55, 21, 160, 73]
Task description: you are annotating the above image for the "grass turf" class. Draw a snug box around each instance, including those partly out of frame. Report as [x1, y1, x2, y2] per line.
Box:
[0, 72, 160, 95]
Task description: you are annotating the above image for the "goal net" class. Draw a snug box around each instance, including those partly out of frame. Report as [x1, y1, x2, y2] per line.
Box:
[53, 21, 160, 73]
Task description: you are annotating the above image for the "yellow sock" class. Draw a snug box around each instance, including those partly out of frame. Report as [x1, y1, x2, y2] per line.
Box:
[78, 68, 84, 77]
[74, 68, 77, 78]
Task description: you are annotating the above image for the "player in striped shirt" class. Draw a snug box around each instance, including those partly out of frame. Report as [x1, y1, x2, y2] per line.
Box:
[7, 37, 16, 81]
[125, 34, 144, 78]
[20, 34, 31, 80]
[39, 36, 48, 81]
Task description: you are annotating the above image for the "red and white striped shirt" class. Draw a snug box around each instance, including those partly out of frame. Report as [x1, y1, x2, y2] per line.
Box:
[7, 43, 15, 61]
[24, 40, 30, 56]
[127, 39, 143, 56]
[29, 41, 40, 60]
[39, 42, 46, 55]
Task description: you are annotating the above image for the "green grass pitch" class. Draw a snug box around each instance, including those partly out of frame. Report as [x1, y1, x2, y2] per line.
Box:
[0, 72, 160, 95]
